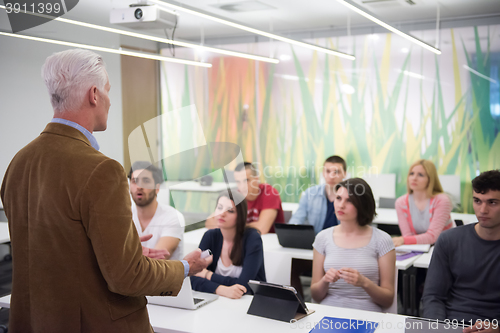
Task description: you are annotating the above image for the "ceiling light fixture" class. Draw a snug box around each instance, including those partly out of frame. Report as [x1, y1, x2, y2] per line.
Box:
[0, 4, 278, 64]
[463, 64, 498, 84]
[334, 0, 441, 55]
[403, 70, 424, 80]
[0, 32, 212, 67]
[147, 0, 355, 60]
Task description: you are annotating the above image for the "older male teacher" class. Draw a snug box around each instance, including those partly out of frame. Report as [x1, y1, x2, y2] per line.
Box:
[1, 49, 211, 333]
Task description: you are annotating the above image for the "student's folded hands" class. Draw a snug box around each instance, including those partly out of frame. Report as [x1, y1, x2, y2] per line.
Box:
[339, 268, 368, 288]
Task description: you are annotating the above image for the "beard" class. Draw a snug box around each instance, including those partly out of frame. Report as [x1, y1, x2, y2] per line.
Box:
[133, 190, 156, 207]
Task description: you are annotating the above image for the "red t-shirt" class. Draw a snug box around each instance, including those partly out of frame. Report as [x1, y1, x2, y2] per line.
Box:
[246, 183, 285, 233]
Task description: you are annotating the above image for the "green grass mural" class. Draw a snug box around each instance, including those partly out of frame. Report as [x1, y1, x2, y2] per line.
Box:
[161, 25, 500, 214]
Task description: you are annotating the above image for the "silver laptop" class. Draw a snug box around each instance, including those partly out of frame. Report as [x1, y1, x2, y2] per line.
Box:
[147, 277, 218, 310]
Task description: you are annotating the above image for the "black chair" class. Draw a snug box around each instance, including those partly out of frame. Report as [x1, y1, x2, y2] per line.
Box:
[454, 219, 464, 226]
[377, 198, 400, 236]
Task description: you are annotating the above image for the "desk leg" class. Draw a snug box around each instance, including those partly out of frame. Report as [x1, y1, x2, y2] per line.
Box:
[402, 272, 409, 315]
[410, 272, 417, 316]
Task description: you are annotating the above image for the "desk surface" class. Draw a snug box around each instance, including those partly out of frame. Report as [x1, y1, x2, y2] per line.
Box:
[184, 228, 421, 286]
[167, 181, 237, 193]
[374, 209, 477, 226]
[0, 294, 406, 333]
[282, 202, 299, 213]
[281, 204, 477, 226]
[413, 247, 434, 269]
[0, 222, 9, 244]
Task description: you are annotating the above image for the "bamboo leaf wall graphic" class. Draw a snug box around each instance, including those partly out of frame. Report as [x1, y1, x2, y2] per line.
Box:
[160, 24, 500, 214]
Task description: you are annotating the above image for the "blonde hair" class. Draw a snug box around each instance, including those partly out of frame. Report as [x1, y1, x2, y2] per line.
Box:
[407, 159, 443, 197]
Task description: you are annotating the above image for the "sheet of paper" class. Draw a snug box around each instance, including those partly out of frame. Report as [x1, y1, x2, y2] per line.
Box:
[396, 244, 431, 252]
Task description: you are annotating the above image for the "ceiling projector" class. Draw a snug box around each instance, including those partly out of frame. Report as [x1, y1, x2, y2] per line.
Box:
[110, 5, 177, 30]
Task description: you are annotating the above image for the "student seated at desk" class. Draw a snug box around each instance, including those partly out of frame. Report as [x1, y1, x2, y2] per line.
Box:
[128, 161, 184, 260]
[206, 162, 284, 234]
[192, 191, 266, 299]
[289, 155, 346, 234]
[311, 178, 396, 312]
[288, 155, 346, 298]
[392, 159, 454, 247]
[422, 170, 500, 333]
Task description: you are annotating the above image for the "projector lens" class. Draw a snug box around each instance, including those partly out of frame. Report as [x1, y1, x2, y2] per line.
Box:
[134, 8, 143, 20]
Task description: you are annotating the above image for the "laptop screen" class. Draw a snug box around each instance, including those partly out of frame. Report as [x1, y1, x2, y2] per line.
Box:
[274, 224, 316, 249]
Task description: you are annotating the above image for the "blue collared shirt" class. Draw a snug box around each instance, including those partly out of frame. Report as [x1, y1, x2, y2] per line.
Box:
[50, 119, 190, 276]
[288, 184, 331, 235]
[182, 260, 189, 278]
[51, 118, 100, 151]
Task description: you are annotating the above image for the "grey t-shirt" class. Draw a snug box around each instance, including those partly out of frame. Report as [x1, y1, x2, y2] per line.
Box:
[422, 224, 500, 322]
[313, 226, 394, 312]
[408, 194, 431, 234]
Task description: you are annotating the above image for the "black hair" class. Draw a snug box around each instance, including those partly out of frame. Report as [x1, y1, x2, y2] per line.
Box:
[335, 178, 377, 226]
[128, 161, 163, 185]
[235, 161, 257, 176]
[324, 155, 346, 172]
[472, 170, 500, 194]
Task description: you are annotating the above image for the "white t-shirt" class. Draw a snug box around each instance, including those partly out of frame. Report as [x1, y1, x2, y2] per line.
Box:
[132, 202, 185, 260]
[214, 257, 243, 278]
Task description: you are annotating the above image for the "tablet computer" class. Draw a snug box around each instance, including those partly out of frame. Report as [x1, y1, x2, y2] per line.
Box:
[247, 280, 314, 322]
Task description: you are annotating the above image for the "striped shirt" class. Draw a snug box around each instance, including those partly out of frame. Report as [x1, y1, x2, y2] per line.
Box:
[313, 226, 394, 312]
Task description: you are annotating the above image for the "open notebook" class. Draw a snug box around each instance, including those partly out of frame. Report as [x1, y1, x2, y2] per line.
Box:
[396, 244, 431, 260]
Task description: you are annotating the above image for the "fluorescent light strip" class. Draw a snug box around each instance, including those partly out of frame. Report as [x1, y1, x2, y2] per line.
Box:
[55, 16, 278, 63]
[335, 0, 441, 55]
[0, 32, 212, 67]
[463, 65, 498, 84]
[148, 0, 355, 60]
[0, 4, 278, 64]
[403, 70, 425, 80]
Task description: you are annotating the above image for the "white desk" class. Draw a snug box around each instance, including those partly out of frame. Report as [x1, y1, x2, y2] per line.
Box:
[167, 181, 237, 193]
[0, 223, 9, 244]
[413, 247, 434, 269]
[184, 229, 420, 286]
[282, 205, 477, 226]
[373, 209, 477, 226]
[280, 205, 400, 225]
[0, 294, 406, 333]
[282, 202, 299, 214]
[451, 213, 478, 225]
[183, 227, 208, 254]
[262, 233, 421, 285]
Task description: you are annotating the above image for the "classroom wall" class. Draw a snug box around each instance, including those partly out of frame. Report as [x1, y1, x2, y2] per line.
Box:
[0, 24, 124, 193]
[159, 24, 500, 213]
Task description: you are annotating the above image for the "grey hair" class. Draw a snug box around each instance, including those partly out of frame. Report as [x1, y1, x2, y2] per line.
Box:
[41, 49, 108, 113]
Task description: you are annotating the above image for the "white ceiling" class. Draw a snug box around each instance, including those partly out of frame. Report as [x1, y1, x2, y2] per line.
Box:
[1, 0, 499, 50]
[62, 0, 500, 42]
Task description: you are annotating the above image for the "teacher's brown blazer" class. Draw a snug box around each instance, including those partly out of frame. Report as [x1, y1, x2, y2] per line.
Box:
[1, 123, 185, 333]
